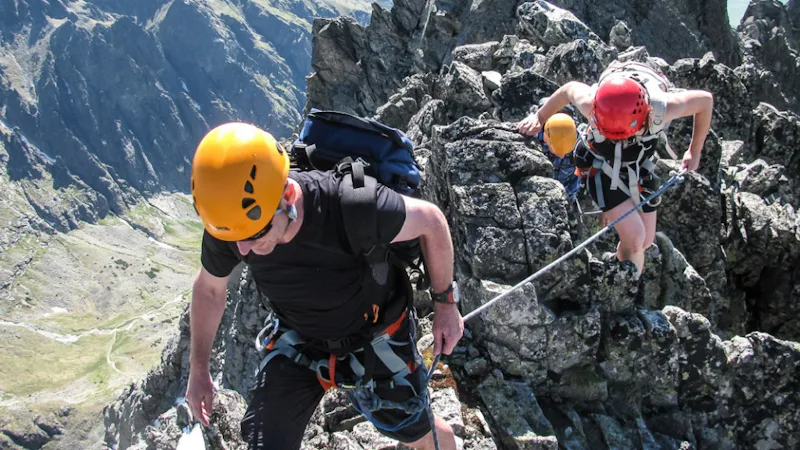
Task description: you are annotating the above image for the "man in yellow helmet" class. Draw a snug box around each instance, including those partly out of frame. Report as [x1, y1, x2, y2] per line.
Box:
[533, 99, 582, 200]
[186, 122, 463, 450]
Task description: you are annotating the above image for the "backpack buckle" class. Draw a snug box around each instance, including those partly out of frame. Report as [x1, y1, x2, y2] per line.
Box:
[291, 143, 312, 169]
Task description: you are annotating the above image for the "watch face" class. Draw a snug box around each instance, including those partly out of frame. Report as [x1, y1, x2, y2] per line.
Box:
[452, 282, 460, 303]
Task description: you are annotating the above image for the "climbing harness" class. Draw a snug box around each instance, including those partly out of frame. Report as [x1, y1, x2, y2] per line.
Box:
[462, 168, 688, 323]
[254, 308, 435, 440]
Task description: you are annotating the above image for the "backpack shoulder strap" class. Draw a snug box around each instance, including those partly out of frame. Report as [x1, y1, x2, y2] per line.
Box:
[338, 159, 384, 264]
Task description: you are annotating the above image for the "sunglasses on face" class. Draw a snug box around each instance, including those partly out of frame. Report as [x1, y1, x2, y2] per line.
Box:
[242, 207, 285, 242]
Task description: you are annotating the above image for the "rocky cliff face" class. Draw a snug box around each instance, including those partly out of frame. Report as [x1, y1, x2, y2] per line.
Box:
[103, 1, 800, 449]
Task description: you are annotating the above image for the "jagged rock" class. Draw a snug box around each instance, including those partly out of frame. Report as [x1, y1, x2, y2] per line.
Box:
[492, 34, 523, 68]
[649, 233, 714, 320]
[668, 53, 753, 141]
[375, 74, 436, 130]
[609, 20, 632, 51]
[657, 161, 732, 329]
[515, 1, 599, 48]
[494, 69, 560, 121]
[307, 16, 373, 115]
[509, 41, 546, 73]
[452, 42, 501, 72]
[547, 0, 740, 68]
[600, 310, 679, 407]
[516, 176, 572, 276]
[747, 103, 800, 187]
[436, 62, 494, 120]
[539, 39, 617, 85]
[307, 0, 466, 116]
[738, 0, 800, 108]
[724, 190, 800, 340]
[477, 378, 558, 449]
[720, 139, 748, 169]
[665, 307, 800, 449]
[406, 99, 448, 156]
[727, 159, 795, 205]
[455, 0, 520, 45]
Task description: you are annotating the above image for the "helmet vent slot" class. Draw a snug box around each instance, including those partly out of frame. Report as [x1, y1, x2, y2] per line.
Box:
[246, 206, 262, 220]
[250, 165, 257, 180]
[242, 198, 256, 209]
[244, 181, 254, 194]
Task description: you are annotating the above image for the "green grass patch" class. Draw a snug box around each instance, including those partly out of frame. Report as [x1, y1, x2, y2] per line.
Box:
[0, 329, 112, 397]
[109, 325, 167, 375]
[162, 219, 204, 251]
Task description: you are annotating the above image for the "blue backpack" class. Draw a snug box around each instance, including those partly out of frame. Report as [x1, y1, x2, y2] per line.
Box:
[291, 109, 420, 195]
[290, 109, 428, 294]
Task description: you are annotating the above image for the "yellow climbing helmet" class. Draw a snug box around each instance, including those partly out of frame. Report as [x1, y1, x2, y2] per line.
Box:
[191, 122, 290, 241]
[544, 113, 577, 157]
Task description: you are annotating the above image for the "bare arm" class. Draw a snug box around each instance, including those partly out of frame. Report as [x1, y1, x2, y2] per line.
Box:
[190, 268, 230, 371]
[392, 196, 453, 294]
[392, 196, 463, 355]
[665, 90, 714, 156]
[539, 81, 595, 122]
[518, 81, 595, 135]
[186, 267, 229, 425]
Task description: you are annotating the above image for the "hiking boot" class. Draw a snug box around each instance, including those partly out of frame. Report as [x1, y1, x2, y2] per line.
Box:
[601, 251, 618, 263]
[601, 251, 641, 281]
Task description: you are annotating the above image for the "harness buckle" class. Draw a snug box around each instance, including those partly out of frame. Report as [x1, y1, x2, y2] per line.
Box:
[324, 336, 354, 352]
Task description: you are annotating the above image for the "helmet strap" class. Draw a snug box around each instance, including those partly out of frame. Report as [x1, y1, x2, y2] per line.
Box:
[286, 204, 298, 222]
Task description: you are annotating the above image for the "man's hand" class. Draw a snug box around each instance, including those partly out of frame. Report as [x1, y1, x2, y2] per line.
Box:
[186, 369, 215, 426]
[681, 149, 700, 172]
[432, 302, 464, 356]
[517, 112, 543, 136]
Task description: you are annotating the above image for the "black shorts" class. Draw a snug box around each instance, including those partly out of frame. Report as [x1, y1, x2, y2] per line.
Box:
[585, 171, 659, 213]
[240, 318, 431, 449]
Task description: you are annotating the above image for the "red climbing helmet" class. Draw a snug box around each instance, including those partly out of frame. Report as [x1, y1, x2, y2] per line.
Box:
[592, 76, 649, 140]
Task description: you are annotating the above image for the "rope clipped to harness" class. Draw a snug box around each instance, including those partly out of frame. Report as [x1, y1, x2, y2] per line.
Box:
[462, 168, 687, 323]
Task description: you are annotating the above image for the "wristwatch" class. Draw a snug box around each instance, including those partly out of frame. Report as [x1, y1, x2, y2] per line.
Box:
[431, 281, 460, 304]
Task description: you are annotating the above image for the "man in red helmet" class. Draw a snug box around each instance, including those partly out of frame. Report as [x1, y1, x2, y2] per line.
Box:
[517, 61, 713, 275]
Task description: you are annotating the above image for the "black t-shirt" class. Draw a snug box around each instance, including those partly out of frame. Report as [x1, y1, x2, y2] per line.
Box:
[200, 170, 406, 340]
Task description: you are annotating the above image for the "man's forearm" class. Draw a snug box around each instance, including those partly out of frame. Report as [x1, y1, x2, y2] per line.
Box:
[681, 91, 713, 155]
[690, 107, 713, 155]
[419, 209, 454, 294]
[189, 288, 228, 372]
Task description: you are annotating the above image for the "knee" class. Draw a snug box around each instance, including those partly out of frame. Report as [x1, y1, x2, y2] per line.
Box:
[406, 417, 455, 449]
[618, 231, 645, 253]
